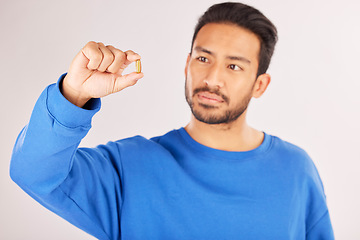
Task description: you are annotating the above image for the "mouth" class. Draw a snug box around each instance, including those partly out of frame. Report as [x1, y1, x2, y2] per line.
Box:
[197, 91, 225, 104]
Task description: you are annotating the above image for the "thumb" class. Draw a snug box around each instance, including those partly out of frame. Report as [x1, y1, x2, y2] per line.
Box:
[113, 72, 144, 93]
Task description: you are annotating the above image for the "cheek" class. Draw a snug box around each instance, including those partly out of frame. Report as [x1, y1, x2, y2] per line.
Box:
[185, 75, 194, 97]
[185, 71, 192, 87]
[188, 61, 206, 82]
[228, 83, 253, 104]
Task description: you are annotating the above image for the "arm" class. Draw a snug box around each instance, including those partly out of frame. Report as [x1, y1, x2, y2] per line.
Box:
[10, 76, 115, 239]
[304, 159, 335, 240]
[306, 210, 334, 240]
[10, 42, 144, 240]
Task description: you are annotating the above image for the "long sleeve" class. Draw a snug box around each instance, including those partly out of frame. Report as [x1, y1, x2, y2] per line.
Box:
[10, 74, 122, 240]
[304, 158, 335, 240]
[306, 210, 334, 240]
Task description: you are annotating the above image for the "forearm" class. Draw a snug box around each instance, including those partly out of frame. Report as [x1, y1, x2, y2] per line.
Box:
[8, 40, 141, 239]
[10, 74, 101, 194]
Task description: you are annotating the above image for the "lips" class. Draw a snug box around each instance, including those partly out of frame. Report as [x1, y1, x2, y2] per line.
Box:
[197, 91, 224, 103]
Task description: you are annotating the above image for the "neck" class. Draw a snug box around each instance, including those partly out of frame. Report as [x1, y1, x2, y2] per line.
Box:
[184, 111, 264, 152]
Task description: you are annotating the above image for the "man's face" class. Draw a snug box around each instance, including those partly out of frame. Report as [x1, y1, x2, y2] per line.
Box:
[185, 23, 261, 125]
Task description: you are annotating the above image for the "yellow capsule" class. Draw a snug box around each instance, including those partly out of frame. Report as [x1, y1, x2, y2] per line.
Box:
[135, 59, 141, 73]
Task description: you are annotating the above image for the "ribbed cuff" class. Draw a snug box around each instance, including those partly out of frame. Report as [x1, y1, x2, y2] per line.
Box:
[46, 73, 101, 128]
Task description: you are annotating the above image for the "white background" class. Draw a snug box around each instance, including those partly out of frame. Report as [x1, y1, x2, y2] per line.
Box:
[1, 0, 359, 239]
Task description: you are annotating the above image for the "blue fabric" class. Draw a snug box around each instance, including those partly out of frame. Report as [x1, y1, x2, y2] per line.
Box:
[10, 74, 334, 240]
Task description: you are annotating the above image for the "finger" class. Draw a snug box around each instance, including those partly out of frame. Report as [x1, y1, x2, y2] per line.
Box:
[97, 43, 115, 72]
[106, 45, 126, 74]
[82, 41, 103, 70]
[117, 50, 142, 75]
[113, 72, 144, 93]
[125, 50, 141, 62]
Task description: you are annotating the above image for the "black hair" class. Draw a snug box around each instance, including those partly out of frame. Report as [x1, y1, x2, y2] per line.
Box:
[191, 2, 278, 76]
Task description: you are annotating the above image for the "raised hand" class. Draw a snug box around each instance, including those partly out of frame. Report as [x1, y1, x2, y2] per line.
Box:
[62, 41, 144, 107]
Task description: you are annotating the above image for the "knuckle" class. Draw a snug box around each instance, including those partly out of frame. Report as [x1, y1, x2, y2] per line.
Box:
[97, 42, 105, 46]
[92, 53, 103, 63]
[86, 41, 97, 47]
[106, 52, 115, 62]
[115, 50, 126, 59]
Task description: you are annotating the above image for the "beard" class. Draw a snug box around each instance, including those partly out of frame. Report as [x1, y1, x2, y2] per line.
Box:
[185, 80, 253, 125]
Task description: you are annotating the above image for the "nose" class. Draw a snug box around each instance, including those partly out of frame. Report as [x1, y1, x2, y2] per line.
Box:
[203, 63, 224, 89]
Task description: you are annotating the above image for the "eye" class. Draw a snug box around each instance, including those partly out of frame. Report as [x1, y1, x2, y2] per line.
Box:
[197, 56, 209, 63]
[228, 64, 243, 71]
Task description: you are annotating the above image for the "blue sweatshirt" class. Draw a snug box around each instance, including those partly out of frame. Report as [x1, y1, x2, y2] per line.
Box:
[10, 75, 334, 240]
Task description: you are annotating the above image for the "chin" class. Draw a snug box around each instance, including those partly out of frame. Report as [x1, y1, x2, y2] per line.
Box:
[191, 101, 248, 125]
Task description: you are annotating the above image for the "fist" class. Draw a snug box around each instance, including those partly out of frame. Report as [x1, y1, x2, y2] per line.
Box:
[62, 41, 144, 107]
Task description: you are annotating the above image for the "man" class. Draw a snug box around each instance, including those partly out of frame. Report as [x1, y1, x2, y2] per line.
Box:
[10, 2, 334, 240]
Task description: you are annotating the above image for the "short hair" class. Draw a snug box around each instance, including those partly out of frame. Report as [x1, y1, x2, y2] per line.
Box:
[191, 2, 278, 76]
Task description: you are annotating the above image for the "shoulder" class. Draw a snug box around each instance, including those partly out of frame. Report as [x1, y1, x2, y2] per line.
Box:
[268, 133, 327, 195]
[150, 129, 180, 144]
[269, 134, 309, 158]
[113, 128, 180, 147]
[269, 134, 312, 166]
[112, 129, 181, 159]
[267, 134, 323, 183]
[267, 135, 330, 233]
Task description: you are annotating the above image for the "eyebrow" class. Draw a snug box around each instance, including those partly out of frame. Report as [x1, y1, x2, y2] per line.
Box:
[194, 46, 251, 64]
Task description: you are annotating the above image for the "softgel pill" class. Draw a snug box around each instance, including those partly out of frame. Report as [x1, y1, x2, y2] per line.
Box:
[135, 60, 141, 73]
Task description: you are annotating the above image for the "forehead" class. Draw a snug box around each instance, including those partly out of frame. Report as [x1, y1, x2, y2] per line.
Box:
[193, 23, 260, 62]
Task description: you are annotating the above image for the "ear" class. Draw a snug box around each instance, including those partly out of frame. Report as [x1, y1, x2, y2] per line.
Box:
[252, 73, 271, 98]
[185, 53, 191, 76]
